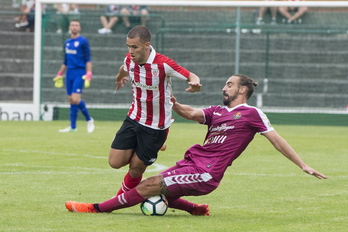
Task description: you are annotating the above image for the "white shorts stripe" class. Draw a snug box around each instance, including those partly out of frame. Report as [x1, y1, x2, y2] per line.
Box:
[164, 173, 213, 187]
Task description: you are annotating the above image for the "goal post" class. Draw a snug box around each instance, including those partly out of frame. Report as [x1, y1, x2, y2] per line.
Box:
[33, 1, 348, 125]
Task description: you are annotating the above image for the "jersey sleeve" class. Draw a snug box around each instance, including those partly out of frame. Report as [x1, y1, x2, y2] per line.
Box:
[201, 106, 217, 126]
[82, 38, 91, 63]
[249, 108, 274, 134]
[163, 57, 190, 81]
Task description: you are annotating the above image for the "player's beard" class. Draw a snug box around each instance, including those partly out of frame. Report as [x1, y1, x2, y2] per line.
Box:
[223, 90, 239, 106]
[71, 29, 79, 36]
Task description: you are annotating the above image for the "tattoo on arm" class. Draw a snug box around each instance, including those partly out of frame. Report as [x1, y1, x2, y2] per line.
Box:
[159, 175, 169, 196]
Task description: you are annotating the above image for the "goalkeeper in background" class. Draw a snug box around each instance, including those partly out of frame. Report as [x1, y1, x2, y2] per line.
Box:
[53, 20, 95, 133]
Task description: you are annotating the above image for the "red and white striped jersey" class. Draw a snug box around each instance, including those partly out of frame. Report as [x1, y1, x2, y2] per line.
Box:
[123, 46, 190, 130]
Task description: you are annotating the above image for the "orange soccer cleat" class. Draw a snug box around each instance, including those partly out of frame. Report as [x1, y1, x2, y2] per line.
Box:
[65, 201, 99, 213]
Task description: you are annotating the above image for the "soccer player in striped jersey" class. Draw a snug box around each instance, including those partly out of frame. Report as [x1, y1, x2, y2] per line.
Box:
[53, 20, 95, 133]
[110, 25, 202, 197]
[66, 74, 326, 215]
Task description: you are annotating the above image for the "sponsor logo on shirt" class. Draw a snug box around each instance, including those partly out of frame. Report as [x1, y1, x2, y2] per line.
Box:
[209, 123, 234, 132]
[213, 112, 221, 116]
[131, 80, 158, 90]
[204, 135, 227, 145]
[65, 48, 77, 54]
[204, 123, 233, 145]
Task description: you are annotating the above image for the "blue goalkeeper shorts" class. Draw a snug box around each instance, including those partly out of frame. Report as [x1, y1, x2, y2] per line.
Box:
[65, 68, 85, 95]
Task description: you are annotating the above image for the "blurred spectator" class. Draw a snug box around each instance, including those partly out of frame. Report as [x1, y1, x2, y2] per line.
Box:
[121, 5, 149, 28]
[256, 0, 278, 25]
[55, 3, 80, 34]
[279, 0, 308, 24]
[14, 0, 33, 29]
[13, 0, 27, 26]
[15, 0, 45, 32]
[98, 5, 149, 34]
[98, 5, 122, 34]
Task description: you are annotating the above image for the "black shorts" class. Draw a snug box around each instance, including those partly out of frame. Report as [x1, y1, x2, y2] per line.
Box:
[111, 117, 169, 165]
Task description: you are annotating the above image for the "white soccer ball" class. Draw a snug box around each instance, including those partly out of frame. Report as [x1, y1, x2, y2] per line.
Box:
[140, 194, 168, 216]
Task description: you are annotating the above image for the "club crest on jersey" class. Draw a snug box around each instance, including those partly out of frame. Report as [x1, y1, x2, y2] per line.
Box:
[152, 70, 159, 78]
[233, 112, 242, 119]
[74, 41, 80, 47]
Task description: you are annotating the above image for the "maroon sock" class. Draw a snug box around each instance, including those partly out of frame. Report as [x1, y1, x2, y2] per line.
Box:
[116, 172, 142, 196]
[167, 197, 195, 213]
[98, 188, 145, 212]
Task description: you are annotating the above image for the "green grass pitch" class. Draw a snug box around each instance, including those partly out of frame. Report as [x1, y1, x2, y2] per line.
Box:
[0, 120, 347, 232]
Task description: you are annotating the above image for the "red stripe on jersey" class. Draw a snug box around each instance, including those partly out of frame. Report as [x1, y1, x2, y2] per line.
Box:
[145, 64, 153, 125]
[124, 51, 191, 130]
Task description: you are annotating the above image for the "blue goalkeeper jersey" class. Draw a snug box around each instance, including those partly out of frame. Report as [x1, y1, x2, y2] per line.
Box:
[64, 36, 91, 69]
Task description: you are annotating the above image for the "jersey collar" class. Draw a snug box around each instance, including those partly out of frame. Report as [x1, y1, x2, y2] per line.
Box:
[225, 103, 248, 112]
[145, 46, 156, 64]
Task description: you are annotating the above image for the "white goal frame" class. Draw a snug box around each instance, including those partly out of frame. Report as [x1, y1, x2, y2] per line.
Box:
[32, 0, 348, 120]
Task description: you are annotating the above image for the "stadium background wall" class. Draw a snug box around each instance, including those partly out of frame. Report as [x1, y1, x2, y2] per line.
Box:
[1, 0, 348, 125]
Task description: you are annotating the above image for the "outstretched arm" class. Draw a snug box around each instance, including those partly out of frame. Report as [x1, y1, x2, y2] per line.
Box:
[115, 65, 129, 90]
[186, 72, 202, 93]
[171, 95, 204, 123]
[263, 130, 327, 179]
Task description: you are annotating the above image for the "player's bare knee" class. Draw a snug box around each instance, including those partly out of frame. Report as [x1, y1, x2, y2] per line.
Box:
[128, 168, 145, 178]
[108, 157, 127, 169]
[108, 160, 124, 169]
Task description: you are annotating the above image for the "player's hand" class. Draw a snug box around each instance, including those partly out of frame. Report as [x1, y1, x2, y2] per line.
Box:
[302, 166, 327, 179]
[186, 82, 202, 93]
[116, 77, 129, 90]
[170, 95, 177, 105]
[53, 75, 64, 88]
[82, 71, 92, 88]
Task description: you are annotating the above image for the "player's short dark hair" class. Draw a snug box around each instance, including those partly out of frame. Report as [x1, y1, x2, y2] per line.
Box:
[127, 25, 152, 43]
[70, 19, 80, 24]
[235, 74, 258, 100]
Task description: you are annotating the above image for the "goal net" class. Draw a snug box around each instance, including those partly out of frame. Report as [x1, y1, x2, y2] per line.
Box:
[34, 0, 348, 125]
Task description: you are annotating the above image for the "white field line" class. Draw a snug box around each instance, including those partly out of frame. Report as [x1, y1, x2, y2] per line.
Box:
[1, 149, 168, 174]
[2, 148, 108, 159]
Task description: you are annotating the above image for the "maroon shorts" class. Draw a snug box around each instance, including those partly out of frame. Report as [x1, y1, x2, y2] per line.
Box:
[160, 164, 219, 198]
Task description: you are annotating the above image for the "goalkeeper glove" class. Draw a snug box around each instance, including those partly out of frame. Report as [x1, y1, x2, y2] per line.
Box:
[82, 71, 92, 88]
[53, 72, 64, 88]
